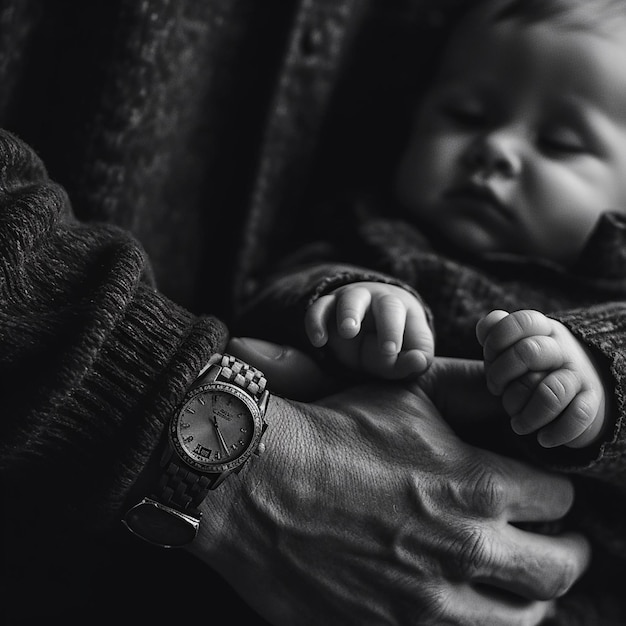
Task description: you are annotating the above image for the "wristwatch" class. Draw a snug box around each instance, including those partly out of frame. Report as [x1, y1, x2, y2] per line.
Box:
[123, 352, 270, 548]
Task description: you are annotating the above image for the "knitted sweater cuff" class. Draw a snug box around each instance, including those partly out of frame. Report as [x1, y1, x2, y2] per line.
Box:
[21, 282, 229, 531]
[73, 284, 228, 530]
[545, 304, 626, 476]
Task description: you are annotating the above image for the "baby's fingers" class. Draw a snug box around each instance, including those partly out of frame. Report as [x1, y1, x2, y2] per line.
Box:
[371, 293, 407, 355]
[486, 335, 564, 395]
[508, 369, 580, 435]
[480, 310, 554, 362]
[537, 389, 603, 448]
[476, 309, 510, 346]
[305, 294, 336, 347]
[335, 286, 372, 339]
[402, 305, 435, 372]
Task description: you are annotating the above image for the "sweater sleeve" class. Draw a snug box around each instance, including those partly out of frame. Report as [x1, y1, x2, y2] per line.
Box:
[511, 302, 626, 562]
[547, 302, 626, 477]
[0, 129, 228, 531]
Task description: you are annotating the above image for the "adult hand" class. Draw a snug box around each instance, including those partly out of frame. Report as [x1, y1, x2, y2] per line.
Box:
[228, 336, 338, 400]
[195, 340, 590, 625]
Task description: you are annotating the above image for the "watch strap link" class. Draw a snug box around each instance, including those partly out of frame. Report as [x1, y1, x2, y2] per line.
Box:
[154, 451, 217, 511]
[213, 353, 267, 405]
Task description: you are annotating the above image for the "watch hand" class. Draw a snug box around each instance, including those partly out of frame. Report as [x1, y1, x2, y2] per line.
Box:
[212, 414, 230, 453]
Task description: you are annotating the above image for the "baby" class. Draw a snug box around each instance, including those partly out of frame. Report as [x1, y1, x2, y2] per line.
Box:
[305, 0, 626, 450]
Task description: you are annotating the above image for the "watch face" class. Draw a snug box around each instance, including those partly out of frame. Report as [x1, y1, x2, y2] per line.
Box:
[171, 381, 263, 473]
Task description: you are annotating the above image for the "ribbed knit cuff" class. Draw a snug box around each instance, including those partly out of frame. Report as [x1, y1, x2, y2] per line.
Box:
[543, 305, 626, 474]
[59, 283, 227, 530]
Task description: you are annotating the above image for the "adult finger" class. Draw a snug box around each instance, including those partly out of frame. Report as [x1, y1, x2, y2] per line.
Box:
[415, 357, 502, 426]
[481, 310, 553, 362]
[474, 527, 590, 601]
[360, 333, 398, 378]
[395, 350, 431, 377]
[371, 292, 406, 355]
[480, 452, 575, 522]
[227, 337, 336, 401]
[445, 584, 555, 626]
[304, 295, 336, 347]
[403, 305, 435, 366]
[335, 286, 371, 338]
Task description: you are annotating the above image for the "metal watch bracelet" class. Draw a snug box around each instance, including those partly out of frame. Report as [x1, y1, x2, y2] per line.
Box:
[153, 353, 268, 510]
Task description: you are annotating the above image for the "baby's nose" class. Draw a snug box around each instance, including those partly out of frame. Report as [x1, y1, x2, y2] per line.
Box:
[463, 132, 522, 180]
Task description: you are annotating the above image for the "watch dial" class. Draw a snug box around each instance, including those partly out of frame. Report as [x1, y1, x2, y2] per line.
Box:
[175, 385, 257, 469]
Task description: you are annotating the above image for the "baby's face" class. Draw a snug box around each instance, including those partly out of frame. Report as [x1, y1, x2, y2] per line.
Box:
[394, 10, 626, 265]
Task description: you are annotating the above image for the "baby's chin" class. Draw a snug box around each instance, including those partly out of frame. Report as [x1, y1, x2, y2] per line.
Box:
[432, 220, 513, 260]
[435, 222, 574, 269]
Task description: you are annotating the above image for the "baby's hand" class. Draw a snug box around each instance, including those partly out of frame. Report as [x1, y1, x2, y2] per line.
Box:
[476, 309, 607, 448]
[305, 282, 434, 379]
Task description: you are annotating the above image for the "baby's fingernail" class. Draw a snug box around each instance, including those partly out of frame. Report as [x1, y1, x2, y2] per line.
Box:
[415, 351, 429, 370]
[537, 432, 557, 448]
[340, 318, 358, 331]
[311, 332, 326, 347]
[510, 418, 530, 435]
[381, 341, 398, 355]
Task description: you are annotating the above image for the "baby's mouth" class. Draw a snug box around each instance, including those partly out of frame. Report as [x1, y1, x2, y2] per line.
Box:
[444, 183, 514, 221]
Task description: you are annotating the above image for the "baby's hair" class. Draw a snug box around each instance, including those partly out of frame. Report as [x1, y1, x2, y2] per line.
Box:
[488, 0, 626, 33]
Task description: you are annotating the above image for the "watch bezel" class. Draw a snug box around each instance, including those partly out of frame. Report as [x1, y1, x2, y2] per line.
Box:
[170, 380, 265, 474]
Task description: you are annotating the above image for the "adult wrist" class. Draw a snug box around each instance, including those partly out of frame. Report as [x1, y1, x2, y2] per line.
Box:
[122, 353, 270, 548]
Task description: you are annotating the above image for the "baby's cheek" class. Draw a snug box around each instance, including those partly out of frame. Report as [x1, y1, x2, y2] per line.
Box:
[523, 165, 606, 263]
[394, 134, 457, 211]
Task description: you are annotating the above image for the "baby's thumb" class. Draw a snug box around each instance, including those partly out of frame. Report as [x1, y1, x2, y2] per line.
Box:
[475, 309, 510, 346]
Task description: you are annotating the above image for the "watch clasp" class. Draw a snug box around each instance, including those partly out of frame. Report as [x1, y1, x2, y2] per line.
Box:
[122, 497, 201, 548]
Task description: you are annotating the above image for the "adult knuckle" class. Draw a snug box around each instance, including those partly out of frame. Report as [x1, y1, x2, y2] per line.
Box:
[415, 586, 455, 625]
[453, 525, 491, 578]
[463, 463, 507, 516]
[546, 553, 579, 598]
